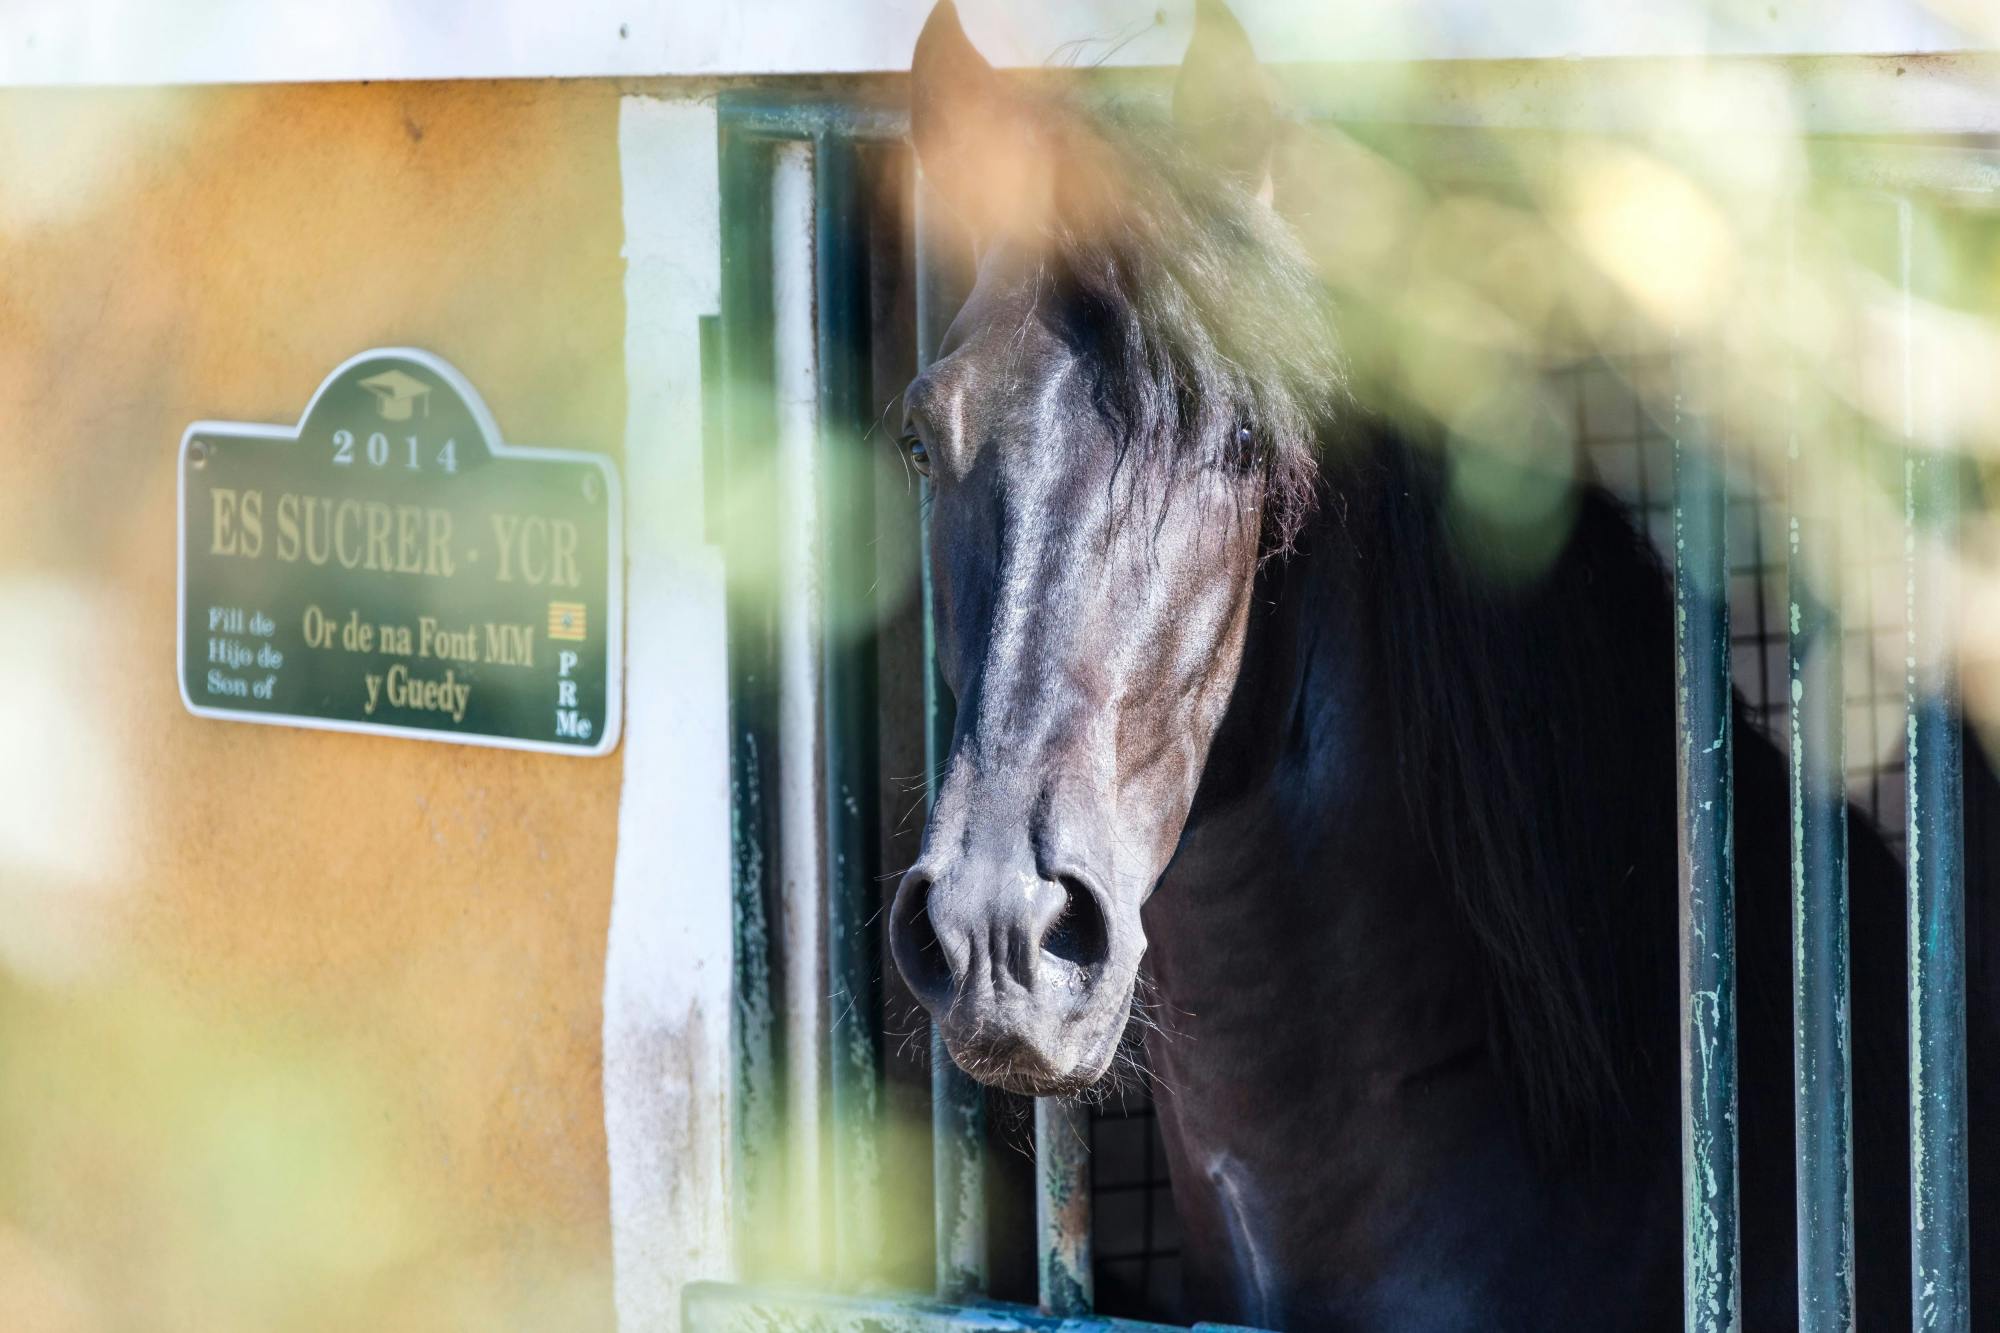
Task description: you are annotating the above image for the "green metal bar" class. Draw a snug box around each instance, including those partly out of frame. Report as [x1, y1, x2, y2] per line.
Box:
[816, 131, 887, 1286]
[711, 87, 2000, 202]
[685, 1280, 1192, 1332]
[1035, 1098, 1093, 1316]
[1905, 412, 1970, 1333]
[1674, 411, 1740, 1333]
[718, 90, 910, 144]
[1788, 444, 1854, 1332]
[718, 124, 788, 1279]
[915, 171, 987, 1301]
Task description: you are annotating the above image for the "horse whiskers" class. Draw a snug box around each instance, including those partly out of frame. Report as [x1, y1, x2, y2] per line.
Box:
[863, 391, 903, 447]
[885, 1016, 933, 1066]
[1124, 972, 1193, 1047]
[891, 796, 929, 841]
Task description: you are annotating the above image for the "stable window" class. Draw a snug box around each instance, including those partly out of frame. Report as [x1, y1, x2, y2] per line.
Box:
[692, 67, 1995, 1330]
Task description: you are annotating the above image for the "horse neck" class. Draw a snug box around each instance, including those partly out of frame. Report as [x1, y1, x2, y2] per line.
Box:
[1136, 472, 1523, 1323]
[1150, 420, 1683, 1144]
[1145, 469, 1490, 1091]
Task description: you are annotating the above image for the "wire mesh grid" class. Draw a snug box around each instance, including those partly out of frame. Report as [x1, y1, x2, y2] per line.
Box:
[1088, 1090, 1181, 1316]
[1560, 354, 1909, 841]
[1087, 351, 1915, 1317]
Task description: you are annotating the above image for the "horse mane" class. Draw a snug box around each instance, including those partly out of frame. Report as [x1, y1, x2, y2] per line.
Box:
[1031, 106, 1341, 555]
[1047, 98, 1683, 1150]
[1359, 429, 1682, 1152]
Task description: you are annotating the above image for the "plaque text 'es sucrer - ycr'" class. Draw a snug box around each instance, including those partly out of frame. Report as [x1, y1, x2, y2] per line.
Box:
[178, 349, 622, 755]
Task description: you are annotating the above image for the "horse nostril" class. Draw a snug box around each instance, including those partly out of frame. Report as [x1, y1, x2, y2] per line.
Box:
[1041, 875, 1110, 971]
[891, 872, 954, 1008]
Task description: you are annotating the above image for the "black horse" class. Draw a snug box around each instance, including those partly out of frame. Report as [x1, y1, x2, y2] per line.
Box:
[887, 3, 1996, 1326]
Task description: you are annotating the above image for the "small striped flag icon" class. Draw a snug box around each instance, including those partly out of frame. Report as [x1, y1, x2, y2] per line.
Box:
[548, 601, 587, 641]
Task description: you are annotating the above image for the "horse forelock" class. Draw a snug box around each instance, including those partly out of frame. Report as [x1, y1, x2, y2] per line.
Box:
[1025, 105, 1343, 557]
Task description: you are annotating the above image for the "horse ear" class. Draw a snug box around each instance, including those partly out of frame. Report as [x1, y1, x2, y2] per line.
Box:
[911, 2, 1050, 235]
[1174, 0, 1278, 199]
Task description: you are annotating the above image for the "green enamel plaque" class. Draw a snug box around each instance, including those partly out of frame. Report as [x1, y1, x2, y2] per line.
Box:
[177, 348, 621, 755]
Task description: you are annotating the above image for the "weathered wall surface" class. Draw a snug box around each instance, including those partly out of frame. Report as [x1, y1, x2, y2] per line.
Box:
[602, 92, 732, 1333]
[0, 80, 628, 1331]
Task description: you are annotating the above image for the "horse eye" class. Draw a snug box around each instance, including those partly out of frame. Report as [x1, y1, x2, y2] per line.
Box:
[1234, 424, 1255, 450]
[903, 432, 932, 476]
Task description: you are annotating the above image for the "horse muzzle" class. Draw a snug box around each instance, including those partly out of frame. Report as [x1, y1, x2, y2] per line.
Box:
[891, 859, 1135, 1095]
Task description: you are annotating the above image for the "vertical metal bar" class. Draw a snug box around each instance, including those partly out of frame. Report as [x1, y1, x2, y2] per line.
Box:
[815, 131, 886, 1286]
[915, 171, 988, 1300]
[1789, 422, 1855, 1331]
[1035, 1098, 1094, 1316]
[718, 122, 788, 1279]
[770, 139, 828, 1279]
[1674, 394, 1741, 1333]
[1900, 198, 1971, 1333]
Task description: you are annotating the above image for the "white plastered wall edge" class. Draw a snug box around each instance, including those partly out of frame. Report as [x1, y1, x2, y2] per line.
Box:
[1, 0, 1982, 88]
[603, 93, 731, 1333]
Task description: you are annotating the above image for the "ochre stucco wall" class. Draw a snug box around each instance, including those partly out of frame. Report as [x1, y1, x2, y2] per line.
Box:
[0, 80, 627, 1331]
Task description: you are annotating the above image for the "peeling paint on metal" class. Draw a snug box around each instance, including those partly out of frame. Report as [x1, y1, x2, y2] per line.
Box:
[1035, 1098, 1094, 1317]
[684, 1280, 1208, 1332]
[1674, 416, 1740, 1333]
[1902, 318, 1971, 1330]
[1787, 427, 1855, 1331]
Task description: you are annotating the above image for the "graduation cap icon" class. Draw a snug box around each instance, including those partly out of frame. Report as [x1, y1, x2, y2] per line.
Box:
[358, 369, 432, 421]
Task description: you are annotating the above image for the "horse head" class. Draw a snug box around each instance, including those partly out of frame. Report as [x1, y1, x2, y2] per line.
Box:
[888, 0, 1339, 1095]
